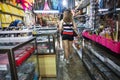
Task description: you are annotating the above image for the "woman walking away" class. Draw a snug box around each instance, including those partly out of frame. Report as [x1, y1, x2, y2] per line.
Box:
[59, 9, 78, 64]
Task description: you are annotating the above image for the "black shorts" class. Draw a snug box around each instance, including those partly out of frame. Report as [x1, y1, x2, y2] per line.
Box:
[62, 35, 74, 41]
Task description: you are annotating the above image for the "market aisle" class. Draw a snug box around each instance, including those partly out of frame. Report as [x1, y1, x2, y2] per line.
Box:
[41, 48, 91, 80]
[57, 48, 91, 80]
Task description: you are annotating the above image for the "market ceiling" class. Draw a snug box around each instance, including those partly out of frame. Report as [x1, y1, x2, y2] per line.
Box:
[16, 0, 89, 11]
[75, 0, 90, 10]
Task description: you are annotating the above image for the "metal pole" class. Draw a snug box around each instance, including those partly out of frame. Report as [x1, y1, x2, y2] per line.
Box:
[113, 0, 118, 41]
[8, 49, 18, 80]
[35, 38, 40, 79]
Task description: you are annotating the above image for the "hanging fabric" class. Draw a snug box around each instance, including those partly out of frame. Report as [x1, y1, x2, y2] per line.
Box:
[16, 0, 33, 10]
[43, 0, 50, 10]
[99, 0, 104, 8]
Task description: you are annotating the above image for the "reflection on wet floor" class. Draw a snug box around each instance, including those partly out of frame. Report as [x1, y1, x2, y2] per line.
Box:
[41, 48, 91, 80]
[57, 49, 91, 80]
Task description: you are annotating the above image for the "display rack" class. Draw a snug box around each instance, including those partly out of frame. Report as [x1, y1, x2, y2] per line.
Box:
[82, 39, 120, 80]
[82, 31, 120, 54]
[5, 2, 23, 10]
[0, 11, 24, 18]
[97, 0, 120, 41]
[75, 0, 120, 80]
[0, 2, 24, 27]
[0, 37, 39, 80]
[35, 33, 56, 54]
[33, 27, 57, 54]
[0, 30, 33, 42]
[33, 27, 57, 77]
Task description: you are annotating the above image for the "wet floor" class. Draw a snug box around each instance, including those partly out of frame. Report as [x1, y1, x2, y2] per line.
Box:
[41, 48, 91, 80]
[57, 48, 91, 80]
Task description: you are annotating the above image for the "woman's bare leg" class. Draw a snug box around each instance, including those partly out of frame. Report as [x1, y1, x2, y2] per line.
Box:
[62, 40, 69, 60]
[68, 41, 73, 58]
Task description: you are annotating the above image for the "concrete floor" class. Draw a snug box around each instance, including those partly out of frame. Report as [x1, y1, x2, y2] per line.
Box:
[41, 48, 91, 80]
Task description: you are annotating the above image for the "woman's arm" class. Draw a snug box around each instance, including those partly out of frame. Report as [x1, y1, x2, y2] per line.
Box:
[58, 20, 63, 33]
[72, 19, 80, 37]
[72, 20, 77, 30]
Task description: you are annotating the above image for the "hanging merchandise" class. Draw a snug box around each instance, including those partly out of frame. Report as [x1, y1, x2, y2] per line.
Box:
[58, 0, 62, 13]
[41, 0, 50, 15]
[43, 0, 50, 10]
[0, 2, 1, 11]
[1, 14, 6, 23]
[1, 3, 10, 13]
[116, 0, 120, 8]
[16, 0, 34, 10]
[11, 0, 17, 5]
[87, 5, 90, 15]
[4, 15, 12, 23]
[51, 0, 58, 10]
[99, 0, 104, 8]
[89, 0, 99, 29]
[0, 14, 1, 28]
[68, 0, 75, 9]
[1, 14, 7, 28]
[19, 10, 25, 16]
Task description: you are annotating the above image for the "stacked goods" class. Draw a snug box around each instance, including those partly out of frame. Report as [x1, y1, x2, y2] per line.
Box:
[0, 3, 24, 28]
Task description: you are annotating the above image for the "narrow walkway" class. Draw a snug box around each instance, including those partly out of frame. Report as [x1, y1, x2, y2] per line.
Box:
[41, 48, 91, 80]
[57, 48, 91, 80]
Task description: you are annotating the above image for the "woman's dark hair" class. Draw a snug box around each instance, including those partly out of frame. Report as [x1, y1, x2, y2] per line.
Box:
[63, 9, 73, 22]
[59, 13, 63, 20]
[64, 9, 71, 13]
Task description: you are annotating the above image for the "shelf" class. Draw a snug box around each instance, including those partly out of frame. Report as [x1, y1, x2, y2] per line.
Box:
[0, 30, 32, 34]
[1, 22, 10, 24]
[15, 47, 35, 66]
[34, 29, 56, 55]
[0, 36, 33, 43]
[5, 2, 23, 10]
[82, 31, 120, 54]
[73, 44, 82, 59]
[83, 40, 120, 79]
[0, 64, 8, 70]
[37, 39, 53, 43]
[0, 37, 35, 50]
[83, 46, 120, 80]
[0, 37, 39, 80]
[98, 8, 120, 12]
[82, 57, 96, 80]
[87, 45, 120, 75]
[0, 46, 35, 67]
[33, 10, 59, 13]
[83, 58, 93, 72]
[98, 8, 120, 15]
[0, 10, 24, 18]
[84, 47, 117, 79]
[35, 31, 57, 36]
